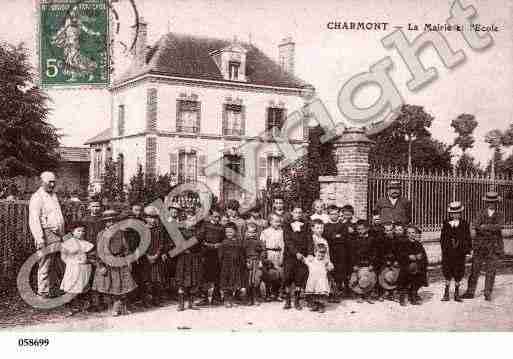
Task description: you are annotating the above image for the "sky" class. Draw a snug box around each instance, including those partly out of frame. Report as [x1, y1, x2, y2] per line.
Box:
[2, 0, 512, 165]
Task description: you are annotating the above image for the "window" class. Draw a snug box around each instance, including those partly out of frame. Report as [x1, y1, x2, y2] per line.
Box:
[116, 153, 124, 184]
[178, 150, 198, 184]
[177, 100, 200, 133]
[267, 156, 281, 183]
[228, 61, 240, 80]
[223, 104, 244, 136]
[266, 107, 285, 136]
[118, 105, 125, 136]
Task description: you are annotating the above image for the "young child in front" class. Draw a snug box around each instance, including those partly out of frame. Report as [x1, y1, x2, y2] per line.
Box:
[219, 222, 247, 307]
[311, 219, 329, 260]
[260, 213, 284, 301]
[304, 243, 334, 313]
[60, 221, 94, 316]
[244, 222, 264, 305]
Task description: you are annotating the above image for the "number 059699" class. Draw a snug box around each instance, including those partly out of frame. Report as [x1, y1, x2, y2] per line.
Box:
[18, 338, 49, 347]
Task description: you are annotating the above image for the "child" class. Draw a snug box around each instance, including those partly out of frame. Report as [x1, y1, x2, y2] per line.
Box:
[244, 222, 264, 305]
[225, 199, 246, 239]
[92, 210, 137, 316]
[397, 225, 428, 306]
[349, 220, 377, 304]
[60, 221, 94, 316]
[440, 201, 472, 302]
[310, 199, 329, 224]
[378, 221, 399, 301]
[260, 213, 284, 301]
[304, 243, 334, 313]
[220, 213, 230, 227]
[246, 205, 268, 238]
[143, 205, 168, 307]
[175, 208, 203, 311]
[198, 208, 224, 305]
[283, 205, 314, 310]
[340, 205, 358, 227]
[393, 222, 407, 241]
[219, 222, 247, 308]
[311, 219, 329, 259]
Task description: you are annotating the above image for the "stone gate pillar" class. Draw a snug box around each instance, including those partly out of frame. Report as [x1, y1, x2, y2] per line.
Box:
[319, 127, 374, 220]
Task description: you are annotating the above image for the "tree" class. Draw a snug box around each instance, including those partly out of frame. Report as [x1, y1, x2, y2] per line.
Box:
[127, 165, 145, 205]
[368, 104, 451, 171]
[0, 42, 61, 178]
[451, 114, 478, 153]
[100, 158, 125, 203]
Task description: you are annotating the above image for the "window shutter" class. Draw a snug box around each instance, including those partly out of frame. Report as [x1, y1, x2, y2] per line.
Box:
[170, 152, 178, 177]
[222, 105, 227, 135]
[196, 101, 201, 133]
[240, 105, 246, 136]
[176, 101, 182, 132]
[258, 157, 267, 178]
[118, 105, 125, 136]
[146, 88, 157, 132]
[199, 154, 207, 176]
[239, 157, 246, 177]
[265, 107, 270, 131]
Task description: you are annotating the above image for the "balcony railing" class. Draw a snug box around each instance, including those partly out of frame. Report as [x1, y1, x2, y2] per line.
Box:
[223, 128, 244, 136]
[176, 125, 200, 134]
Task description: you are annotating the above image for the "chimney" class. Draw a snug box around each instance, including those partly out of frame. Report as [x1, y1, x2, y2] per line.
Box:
[131, 17, 148, 67]
[278, 37, 295, 75]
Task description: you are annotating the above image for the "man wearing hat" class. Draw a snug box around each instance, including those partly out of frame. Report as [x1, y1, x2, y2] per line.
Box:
[29, 171, 65, 298]
[462, 191, 505, 301]
[374, 180, 412, 225]
[440, 201, 472, 302]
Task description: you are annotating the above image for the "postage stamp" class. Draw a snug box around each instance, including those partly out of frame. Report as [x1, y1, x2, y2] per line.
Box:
[39, 0, 109, 86]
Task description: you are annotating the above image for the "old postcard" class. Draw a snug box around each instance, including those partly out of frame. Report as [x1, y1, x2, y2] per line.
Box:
[1, 0, 513, 348]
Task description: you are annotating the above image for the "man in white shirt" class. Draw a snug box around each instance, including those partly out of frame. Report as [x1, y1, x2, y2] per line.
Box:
[29, 171, 65, 298]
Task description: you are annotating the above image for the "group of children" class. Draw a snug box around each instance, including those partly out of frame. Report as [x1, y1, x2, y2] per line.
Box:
[57, 197, 429, 316]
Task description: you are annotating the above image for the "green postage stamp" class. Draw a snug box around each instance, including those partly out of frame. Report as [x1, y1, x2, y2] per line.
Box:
[39, 0, 109, 86]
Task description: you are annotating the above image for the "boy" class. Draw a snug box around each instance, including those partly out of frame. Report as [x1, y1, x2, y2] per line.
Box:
[283, 205, 314, 310]
[323, 204, 348, 302]
[378, 221, 399, 301]
[397, 225, 428, 306]
[244, 222, 264, 305]
[440, 201, 471, 302]
[272, 195, 292, 224]
[349, 220, 377, 304]
[143, 205, 168, 307]
[198, 207, 224, 305]
[226, 199, 246, 239]
[260, 213, 284, 301]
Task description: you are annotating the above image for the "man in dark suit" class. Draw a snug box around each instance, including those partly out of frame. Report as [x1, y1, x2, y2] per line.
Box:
[374, 180, 412, 225]
[462, 191, 504, 301]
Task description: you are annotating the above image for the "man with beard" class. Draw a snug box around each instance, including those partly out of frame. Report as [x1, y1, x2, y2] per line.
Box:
[375, 181, 412, 225]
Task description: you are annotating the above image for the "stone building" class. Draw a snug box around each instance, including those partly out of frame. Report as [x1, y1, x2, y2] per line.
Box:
[86, 21, 314, 204]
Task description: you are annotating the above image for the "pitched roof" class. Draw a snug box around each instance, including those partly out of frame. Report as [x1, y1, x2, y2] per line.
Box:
[84, 128, 112, 145]
[115, 33, 311, 89]
[58, 147, 90, 162]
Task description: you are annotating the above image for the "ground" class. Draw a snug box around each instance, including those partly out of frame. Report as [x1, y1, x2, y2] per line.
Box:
[2, 273, 513, 331]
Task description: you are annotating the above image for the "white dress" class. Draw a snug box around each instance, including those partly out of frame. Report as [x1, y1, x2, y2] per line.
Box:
[305, 257, 332, 295]
[60, 237, 94, 294]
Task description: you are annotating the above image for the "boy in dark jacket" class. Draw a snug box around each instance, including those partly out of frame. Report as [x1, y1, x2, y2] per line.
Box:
[440, 201, 472, 302]
[282, 204, 314, 310]
[323, 204, 347, 302]
[349, 220, 377, 303]
[397, 225, 428, 306]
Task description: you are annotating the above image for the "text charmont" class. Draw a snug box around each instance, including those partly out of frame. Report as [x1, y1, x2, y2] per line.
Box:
[327, 21, 390, 31]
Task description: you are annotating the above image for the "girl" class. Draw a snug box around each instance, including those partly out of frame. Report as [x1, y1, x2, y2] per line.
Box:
[60, 221, 94, 316]
[304, 243, 334, 313]
[92, 210, 137, 316]
[310, 199, 329, 224]
[397, 225, 428, 306]
[225, 199, 246, 239]
[219, 222, 247, 307]
[244, 222, 264, 305]
[175, 208, 203, 311]
[440, 201, 471, 302]
[260, 213, 284, 301]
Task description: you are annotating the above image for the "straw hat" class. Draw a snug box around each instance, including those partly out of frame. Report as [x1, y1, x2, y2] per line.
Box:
[482, 191, 502, 202]
[386, 180, 401, 189]
[101, 209, 119, 222]
[447, 201, 464, 213]
[378, 266, 400, 290]
[349, 267, 377, 294]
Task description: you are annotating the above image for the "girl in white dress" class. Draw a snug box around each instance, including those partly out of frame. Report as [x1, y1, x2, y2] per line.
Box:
[304, 243, 334, 313]
[60, 221, 94, 315]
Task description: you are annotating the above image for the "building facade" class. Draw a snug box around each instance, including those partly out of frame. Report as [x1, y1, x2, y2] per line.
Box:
[86, 22, 314, 204]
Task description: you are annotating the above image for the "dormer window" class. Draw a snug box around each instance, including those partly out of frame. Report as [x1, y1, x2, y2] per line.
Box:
[228, 61, 240, 80]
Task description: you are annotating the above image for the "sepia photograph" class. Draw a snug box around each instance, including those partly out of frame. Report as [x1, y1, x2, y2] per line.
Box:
[1, 0, 513, 352]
